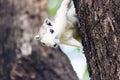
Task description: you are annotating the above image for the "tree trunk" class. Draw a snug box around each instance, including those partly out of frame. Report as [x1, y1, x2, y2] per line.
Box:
[74, 0, 120, 80]
[0, 0, 78, 80]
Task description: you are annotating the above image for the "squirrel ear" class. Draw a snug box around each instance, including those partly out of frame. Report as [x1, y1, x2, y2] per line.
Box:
[44, 18, 53, 26]
[44, 18, 49, 23]
[44, 18, 50, 24]
[34, 35, 40, 40]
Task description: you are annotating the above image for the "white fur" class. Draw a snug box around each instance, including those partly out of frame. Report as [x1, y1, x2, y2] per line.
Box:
[34, 0, 83, 48]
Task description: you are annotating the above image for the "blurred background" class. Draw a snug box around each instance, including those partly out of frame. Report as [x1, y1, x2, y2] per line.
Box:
[0, 0, 89, 80]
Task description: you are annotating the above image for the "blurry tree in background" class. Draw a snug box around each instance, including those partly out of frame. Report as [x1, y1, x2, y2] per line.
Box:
[0, 0, 78, 80]
[74, 0, 120, 80]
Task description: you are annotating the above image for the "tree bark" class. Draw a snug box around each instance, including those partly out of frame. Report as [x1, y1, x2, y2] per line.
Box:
[74, 0, 120, 80]
[0, 0, 78, 80]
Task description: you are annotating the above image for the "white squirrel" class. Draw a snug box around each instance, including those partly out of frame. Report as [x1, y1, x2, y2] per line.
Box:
[34, 0, 83, 48]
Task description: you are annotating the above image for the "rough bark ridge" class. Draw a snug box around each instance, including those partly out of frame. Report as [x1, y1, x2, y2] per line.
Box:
[0, 0, 78, 80]
[74, 0, 120, 80]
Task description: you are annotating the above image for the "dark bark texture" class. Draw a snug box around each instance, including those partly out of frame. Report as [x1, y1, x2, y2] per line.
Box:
[74, 0, 120, 80]
[0, 0, 78, 80]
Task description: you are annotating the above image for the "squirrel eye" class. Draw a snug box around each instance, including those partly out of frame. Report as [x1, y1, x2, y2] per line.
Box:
[50, 29, 54, 34]
[46, 20, 52, 26]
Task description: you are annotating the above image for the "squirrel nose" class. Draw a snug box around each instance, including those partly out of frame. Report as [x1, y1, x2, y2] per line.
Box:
[41, 42, 46, 46]
[53, 43, 58, 48]
[34, 35, 40, 40]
